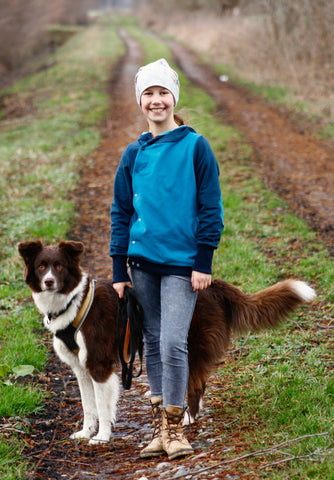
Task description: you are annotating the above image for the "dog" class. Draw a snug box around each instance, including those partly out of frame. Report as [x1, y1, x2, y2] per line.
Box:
[18, 240, 120, 444]
[18, 240, 316, 441]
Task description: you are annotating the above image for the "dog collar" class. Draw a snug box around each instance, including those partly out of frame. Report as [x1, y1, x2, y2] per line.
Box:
[47, 294, 78, 324]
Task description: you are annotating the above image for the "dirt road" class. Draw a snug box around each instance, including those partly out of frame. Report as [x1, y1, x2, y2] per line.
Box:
[23, 30, 332, 479]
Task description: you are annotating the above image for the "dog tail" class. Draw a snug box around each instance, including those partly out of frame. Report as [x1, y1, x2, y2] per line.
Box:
[187, 279, 315, 419]
[222, 279, 316, 335]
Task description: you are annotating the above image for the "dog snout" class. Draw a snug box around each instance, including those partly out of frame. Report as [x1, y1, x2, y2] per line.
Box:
[44, 278, 55, 288]
[42, 271, 57, 290]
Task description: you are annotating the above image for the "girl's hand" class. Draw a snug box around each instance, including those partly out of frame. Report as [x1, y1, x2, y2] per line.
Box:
[113, 281, 132, 298]
[191, 271, 212, 291]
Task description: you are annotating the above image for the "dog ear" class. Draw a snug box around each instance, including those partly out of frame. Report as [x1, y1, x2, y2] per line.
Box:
[18, 241, 43, 265]
[58, 240, 84, 259]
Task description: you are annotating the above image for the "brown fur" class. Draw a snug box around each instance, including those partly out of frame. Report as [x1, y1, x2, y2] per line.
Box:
[81, 279, 119, 383]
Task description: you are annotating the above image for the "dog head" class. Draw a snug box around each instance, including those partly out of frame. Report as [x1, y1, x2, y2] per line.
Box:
[18, 240, 84, 294]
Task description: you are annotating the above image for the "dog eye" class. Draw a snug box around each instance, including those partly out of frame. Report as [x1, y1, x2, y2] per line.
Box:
[55, 263, 63, 272]
[38, 264, 46, 270]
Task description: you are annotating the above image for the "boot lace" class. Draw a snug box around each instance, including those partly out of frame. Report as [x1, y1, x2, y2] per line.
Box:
[151, 402, 162, 439]
[166, 413, 183, 445]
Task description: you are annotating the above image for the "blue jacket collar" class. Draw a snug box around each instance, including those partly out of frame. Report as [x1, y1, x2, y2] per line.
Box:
[138, 125, 196, 145]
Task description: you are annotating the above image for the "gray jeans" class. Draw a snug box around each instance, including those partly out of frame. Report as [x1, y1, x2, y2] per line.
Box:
[131, 268, 197, 409]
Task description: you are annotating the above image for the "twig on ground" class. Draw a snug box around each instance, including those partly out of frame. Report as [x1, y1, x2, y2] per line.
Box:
[260, 447, 332, 469]
[317, 323, 334, 330]
[0, 425, 27, 434]
[172, 432, 330, 479]
[228, 332, 251, 355]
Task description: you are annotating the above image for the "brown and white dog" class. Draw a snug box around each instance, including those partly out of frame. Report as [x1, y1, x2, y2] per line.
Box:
[18, 240, 316, 442]
[18, 240, 120, 444]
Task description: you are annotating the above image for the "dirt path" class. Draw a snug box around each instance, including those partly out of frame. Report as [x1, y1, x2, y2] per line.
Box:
[23, 31, 332, 479]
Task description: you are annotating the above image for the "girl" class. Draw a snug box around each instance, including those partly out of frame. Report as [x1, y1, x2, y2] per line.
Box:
[109, 58, 224, 460]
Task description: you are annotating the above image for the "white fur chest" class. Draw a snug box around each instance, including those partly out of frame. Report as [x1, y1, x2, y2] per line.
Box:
[33, 274, 88, 333]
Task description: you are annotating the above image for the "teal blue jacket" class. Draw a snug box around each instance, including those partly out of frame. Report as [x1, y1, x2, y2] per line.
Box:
[109, 126, 224, 282]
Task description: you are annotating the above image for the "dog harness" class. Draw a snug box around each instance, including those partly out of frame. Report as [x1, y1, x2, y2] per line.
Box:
[55, 279, 96, 355]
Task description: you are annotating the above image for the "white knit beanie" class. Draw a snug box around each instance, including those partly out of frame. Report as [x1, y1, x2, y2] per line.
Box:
[135, 58, 180, 106]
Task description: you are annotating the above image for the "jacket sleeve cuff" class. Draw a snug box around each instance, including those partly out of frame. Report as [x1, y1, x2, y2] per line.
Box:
[193, 245, 215, 274]
[112, 255, 131, 283]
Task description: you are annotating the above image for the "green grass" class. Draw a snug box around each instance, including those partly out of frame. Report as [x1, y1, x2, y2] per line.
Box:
[124, 17, 333, 479]
[0, 19, 124, 479]
[0, 439, 29, 480]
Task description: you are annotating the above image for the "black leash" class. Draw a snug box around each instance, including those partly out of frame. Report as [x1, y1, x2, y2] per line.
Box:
[116, 287, 144, 389]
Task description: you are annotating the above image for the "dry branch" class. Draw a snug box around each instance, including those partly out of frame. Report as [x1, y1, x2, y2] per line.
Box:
[172, 432, 331, 479]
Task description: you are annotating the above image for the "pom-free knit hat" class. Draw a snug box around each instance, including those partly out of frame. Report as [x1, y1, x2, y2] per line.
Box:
[135, 58, 180, 106]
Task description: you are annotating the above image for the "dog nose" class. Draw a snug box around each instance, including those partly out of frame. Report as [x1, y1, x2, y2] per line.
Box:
[45, 279, 54, 288]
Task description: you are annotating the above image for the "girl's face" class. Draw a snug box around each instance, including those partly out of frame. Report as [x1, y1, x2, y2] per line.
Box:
[140, 86, 175, 127]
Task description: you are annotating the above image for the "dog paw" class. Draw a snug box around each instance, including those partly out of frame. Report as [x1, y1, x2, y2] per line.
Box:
[183, 411, 195, 426]
[89, 435, 110, 445]
[70, 429, 93, 440]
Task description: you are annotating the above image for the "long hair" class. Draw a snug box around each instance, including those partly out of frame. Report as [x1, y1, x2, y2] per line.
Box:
[174, 113, 184, 126]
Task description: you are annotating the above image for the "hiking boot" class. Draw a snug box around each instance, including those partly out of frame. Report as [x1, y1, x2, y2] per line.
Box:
[140, 396, 164, 458]
[161, 405, 194, 460]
